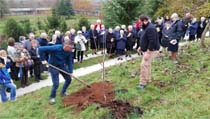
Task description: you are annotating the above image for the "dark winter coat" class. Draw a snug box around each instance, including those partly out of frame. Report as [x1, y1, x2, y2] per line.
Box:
[126, 31, 135, 50]
[38, 38, 48, 46]
[168, 20, 184, 41]
[55, 35, 63, 44]
[116, 35, 127, 50]
[189, 22, 198, 35]
[82, 31, 90, 40]
[106, 32, 115, 49]
[140, 22, 160, 52]
[197, 21, 207, 37]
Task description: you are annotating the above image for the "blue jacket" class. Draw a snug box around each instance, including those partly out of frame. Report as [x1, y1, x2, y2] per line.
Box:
[140, 22, 160, 52]
[82, 31, 90, 40]
[0, 65, 11, 84]
[116, 35, 127, 50]
[189, 22, 198, 35]
[38, 45, 73, 73]
[38, 38, 48, 46]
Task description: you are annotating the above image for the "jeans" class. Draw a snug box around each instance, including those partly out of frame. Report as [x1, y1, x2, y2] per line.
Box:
[1, 83, 16, 102]
[48, 66, 72, 99]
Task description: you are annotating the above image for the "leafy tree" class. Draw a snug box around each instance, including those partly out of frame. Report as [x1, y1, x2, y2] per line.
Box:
[102, 0, 143, 27]
[55, 0, 74, 17]
[0, 0, 9, 18]
[20, 19, 32, 35]
[4, 19, 25, 41]
[46, 15, 61, 30]
[60, 19, 68, 33]
[78, 16, 90, 30]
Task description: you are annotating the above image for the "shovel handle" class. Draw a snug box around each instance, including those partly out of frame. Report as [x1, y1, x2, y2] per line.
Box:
[47, 63, 91, 88]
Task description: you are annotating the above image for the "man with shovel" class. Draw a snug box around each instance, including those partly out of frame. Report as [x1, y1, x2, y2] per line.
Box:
[39, 36, 74, 105]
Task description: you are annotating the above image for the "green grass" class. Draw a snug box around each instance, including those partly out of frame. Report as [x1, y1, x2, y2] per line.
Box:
[0, 41, 210, 119]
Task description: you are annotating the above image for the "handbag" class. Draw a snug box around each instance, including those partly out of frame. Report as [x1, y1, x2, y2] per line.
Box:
[75, 42, 82, 51]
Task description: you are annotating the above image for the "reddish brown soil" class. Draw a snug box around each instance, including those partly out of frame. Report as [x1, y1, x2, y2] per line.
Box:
[63, 81, 143, 118]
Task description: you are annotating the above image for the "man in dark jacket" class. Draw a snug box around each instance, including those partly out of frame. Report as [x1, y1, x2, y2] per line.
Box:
[39, 36, 74, 105]
[137, 15, 160, 89]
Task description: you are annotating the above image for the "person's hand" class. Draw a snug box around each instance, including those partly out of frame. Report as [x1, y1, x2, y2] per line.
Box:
[69, 73, 73, 78]
[0, 63, 5, 68]
[137, 47, 142, 53]
[42, 60, 48, 65]
[111, 38, 114, 42]
[170, 39, 177, 45]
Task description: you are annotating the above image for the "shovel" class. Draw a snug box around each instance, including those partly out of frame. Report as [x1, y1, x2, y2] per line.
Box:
[47, 63, 91, 88]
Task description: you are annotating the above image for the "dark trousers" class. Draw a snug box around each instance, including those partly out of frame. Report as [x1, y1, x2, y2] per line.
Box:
[77, 51, 84, 62]
[10, 62, 19, 80]
[74, 49, 77, 59]
[20, 67, 29, 87]
[34, 63, 42, 80]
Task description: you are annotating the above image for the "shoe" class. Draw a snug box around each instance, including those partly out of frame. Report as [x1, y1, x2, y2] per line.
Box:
[129, 55, 132, 57]
[136, 84, 146, 90]
[117, 57, 120, 60]
[125, 54, 128, 57]
[60, 92, 69, 97]
[49, 98, 55, 105]
[85, 54, 88, 57]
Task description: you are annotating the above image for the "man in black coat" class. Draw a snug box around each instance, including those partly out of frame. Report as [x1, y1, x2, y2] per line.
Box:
[137, 15, 160, 90]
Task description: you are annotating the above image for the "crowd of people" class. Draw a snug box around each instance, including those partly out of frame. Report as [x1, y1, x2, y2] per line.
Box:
[0, 12, 209, 103]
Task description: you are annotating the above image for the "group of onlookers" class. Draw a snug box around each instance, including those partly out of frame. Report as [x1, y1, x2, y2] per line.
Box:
[0, 12, 209, 102]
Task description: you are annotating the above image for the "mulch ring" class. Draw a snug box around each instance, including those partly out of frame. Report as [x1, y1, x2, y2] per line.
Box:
[63, 81, 143, 119]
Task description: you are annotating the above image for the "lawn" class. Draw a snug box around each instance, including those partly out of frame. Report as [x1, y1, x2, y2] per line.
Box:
[0, 41, 210, 119]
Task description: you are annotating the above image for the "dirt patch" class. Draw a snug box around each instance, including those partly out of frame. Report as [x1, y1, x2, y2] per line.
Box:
[63, 82, 143, 118]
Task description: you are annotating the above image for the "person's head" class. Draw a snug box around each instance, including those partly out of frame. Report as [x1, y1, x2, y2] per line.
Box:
[139, 15, 150, 25]
[55, 30, 61, 37]
[90, 24, 95, 30]
[185, 12, 192, 19]
[201, 17, 206, 22]
[171, 13, 179, 22]
[108, 28, 113, 33]
[70, 29, 76, 34]
[29, 33, 35, 40]
[192, 18, 197, 23]
[40, 32, 48, 39]
[31, 40, 38, 48]
[165, 22, 171, 28]
[101, 25, 105, 30]
[82, 26, 86, 32]
[128, 25, 133, 31]
[19, 36, 26, 42]
[65, 31, 71, 36]
[97, 19, 101, 24]
[63, 36, 74, 51]
[8, 37, 15, 46]
[0, 49, 7, 68]
[115, 26, 120, 31]
[77, 30, 82, 36]
[51, 34, 57, 44]
[121, 25, 126, 30]
[0, 49, 7, 58]
[16, 43, 24, 51]
[120, 30, 124, 35]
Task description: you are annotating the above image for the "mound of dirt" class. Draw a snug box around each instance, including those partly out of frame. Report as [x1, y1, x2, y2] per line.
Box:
[63, 82, 143, 118]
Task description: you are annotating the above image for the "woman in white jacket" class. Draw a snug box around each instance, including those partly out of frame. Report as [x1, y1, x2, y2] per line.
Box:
[74, 31, 87, 63]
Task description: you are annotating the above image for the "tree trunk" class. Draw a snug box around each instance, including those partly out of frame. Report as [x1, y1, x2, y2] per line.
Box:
[201, 22, 210, 48]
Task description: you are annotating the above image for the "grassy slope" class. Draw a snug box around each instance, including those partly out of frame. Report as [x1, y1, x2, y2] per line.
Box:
[0, 41, 210, 119]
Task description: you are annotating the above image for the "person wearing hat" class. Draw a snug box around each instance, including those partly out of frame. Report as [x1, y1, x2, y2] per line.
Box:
[38, 36, 74, 105]
[74, 31, 88, 63]
[0, 49, 17, 102]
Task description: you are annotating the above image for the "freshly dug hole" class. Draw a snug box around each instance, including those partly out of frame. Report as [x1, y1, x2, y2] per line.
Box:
[63, 82, 143, 118]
